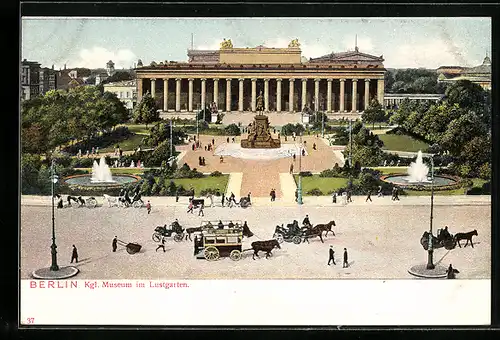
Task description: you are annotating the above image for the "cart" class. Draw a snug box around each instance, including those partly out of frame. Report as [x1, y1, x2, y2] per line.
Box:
[116, 239, 142, 254]
[194, 227, 248, 261]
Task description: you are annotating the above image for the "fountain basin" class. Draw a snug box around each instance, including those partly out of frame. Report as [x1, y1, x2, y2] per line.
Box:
[61, 174, 141, 196]
[380, 173, 460, 190]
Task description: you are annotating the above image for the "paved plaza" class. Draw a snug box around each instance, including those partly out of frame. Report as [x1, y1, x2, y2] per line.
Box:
[21, 200, 491, 280]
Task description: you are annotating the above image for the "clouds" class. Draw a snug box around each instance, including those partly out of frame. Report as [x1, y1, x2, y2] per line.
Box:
[386, 38, 472, 68]
[70, 47, 137, 69]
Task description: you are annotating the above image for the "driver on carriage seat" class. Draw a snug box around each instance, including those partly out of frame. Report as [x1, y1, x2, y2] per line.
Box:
[288, 220, 300, 234]
[441, 226, 451, 239]
[171, 219, 181, 231]
[218, 220, 224, 229]
[228, 221, 235, 229]
[303, 215, 311, 227]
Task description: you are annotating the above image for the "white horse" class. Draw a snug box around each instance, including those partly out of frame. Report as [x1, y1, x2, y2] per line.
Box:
[103, 194, 120, 207]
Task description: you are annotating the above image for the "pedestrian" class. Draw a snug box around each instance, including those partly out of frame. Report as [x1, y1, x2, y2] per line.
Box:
[204, 145, 207, 151]
[446, 264, 459, 279]
[156, 237, 166, 252]
[175, 189, 180, 202]
[86, 150, 90, 158]
[347, 190, 353, 203]
[92, 146, 95, 155]
[295, 189, 298, 202]
[187, 199, 194, 214]
[198, 203, 205, 217]
[96, 146, 99, 155]
[232, 137, 235, 143]
[328, 245, 336, 265]
[394, 187, 400, 201]
[221, 192, 225, 207]
[313, 143, 316, 150]
[227, 137, 230, 143]
[278, 132, 280, 139]
[289, 163, 294, 174]
[119, 149, 123, 157]
[247, 192, 251, 204]
[71, 245, 78, 263]
[192, 144, 195, 151]
[293, 154, 296, 162]
[285, 135, 287, 141]
[146, 200, 151, 214]
[112, 236, 117, 252]
[377, 185, 383, 197]
[78, 149, 82, 158]
[343, 248, 349, 268]
[209, 193, 214, 207]
[220, 155, 224, 163]
[366, 190, 372, 202]
[202, 157, 206, 166]
[212, 138, 215, 145]
[332, 192, 337, 204]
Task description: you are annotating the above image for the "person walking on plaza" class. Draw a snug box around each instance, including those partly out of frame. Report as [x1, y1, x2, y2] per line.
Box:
[377, 185, 383, 197]
[198, 202, 205, 217]
[347, 190, 353, 203]
[343, 248, 349, 268]
[295, 189, 298, 202]
[71, 245, 78, 263]
[289, 163, 294, 174]
[187, 199, 194, 214]
[212, 138, 215, 146]
[328, 245, 336, 265]
[112, 236, 117, 252]
[332, 192, 337, 204]
[365, 190, 372, 202]
[156, 237, 166, 252]
[221, 192, 225, 207]
[146, 200, 151, 214]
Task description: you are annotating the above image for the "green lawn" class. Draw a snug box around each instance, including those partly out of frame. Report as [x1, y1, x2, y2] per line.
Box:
[167, 175, 229, 196]
[378, 134, 429, 152]
[121, 124, 151, 135]
[404, 189, 466, 196]
[294, 175, 350, 195]
[98, 134, 146, 153]
[372, 167, 407, 175]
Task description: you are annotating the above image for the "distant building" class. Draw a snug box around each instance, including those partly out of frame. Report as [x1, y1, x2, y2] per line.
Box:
[39, 66, 58, 95]
[384, 93, 444, 109]
[103, 79, 137, 111]
[106, 60, 115, 76]
[437, 55, 491, 90]
[21, 59, 41, 101]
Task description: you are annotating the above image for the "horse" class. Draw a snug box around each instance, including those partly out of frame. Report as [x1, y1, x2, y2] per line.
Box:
[313, 220, 336, 237]
[67, 195, 79, 206]
[185, 226, 203, 241]
[454, 230, 478, 248]
[103, 194, 120, 207]
[251, 239, 281, 260]
[302, 225, 325, 243]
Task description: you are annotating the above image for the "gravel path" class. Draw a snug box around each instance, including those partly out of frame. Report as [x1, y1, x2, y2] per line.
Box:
[21, 204, 490, 280]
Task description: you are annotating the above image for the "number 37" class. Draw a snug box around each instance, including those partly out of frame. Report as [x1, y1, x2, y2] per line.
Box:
[26, 317, 35, 324]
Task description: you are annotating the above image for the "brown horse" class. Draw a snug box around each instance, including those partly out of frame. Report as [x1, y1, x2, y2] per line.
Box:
[302, 225, 325, 243]
[185, 227, 202, 241]
[313, 220, 336, 237]
[251, 239, 281, 259]
[454, 230, 478, 248]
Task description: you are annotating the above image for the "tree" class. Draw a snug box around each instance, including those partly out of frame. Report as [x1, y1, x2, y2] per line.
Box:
[101, 71, 133, 84]
[144, 121, 187, 147]
[133, 93, 160, 127]
[445, 80, 485, 111]
[440, 111, 487, 156]
[361, 99, 385, 128]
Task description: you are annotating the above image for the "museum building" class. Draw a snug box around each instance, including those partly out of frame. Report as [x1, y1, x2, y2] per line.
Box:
[135, 39, 386, 114]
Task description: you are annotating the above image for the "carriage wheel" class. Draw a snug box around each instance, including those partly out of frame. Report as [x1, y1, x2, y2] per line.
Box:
[133, 201, 142, 209]
[292, 236, 302, 244]
[87, 198, 97, 208]
[229, 250, 242, 261]
[274, 233, 284, 244]
[152, 233, 161, 242]
[204, 246, 219, 261]
[126, 246, 135, 254]
[173, 233, 184, 242]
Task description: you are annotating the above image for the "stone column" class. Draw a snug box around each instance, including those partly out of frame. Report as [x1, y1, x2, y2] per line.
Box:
[264, 79, 270, 111]
[301, 79, 307, 111]
[352, 79, 358, 112]
[137, 78, 143, 102]
[289, 78, 294, 112]
[175, 78, 181, 112]
[276, 78, 282, 112]
[213, 79, 219, 107]
[226, 78, 232, 112]
[201, 78, 206, 110]
[377, 79, 385, 104]
[163, 79, 168, 111]
[251, 78, 257, 112]
[327, 78, 332, 113]
[364, 79, 370, 110]
[314, 78, 320, 111]
[339, 78, 346, 112]
[238, 78, 244, 112]
[150, 78, 156, 98]
[188, 78, 194, 112]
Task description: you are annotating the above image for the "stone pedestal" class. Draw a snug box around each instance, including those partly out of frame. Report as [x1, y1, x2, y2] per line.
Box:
[241, 114, 281, 149]
[211, 113, 218, 123]
[302, 115, 310, 124]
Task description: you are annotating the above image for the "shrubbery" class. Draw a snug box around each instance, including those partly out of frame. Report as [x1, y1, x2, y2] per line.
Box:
[210, 171, 223, 177]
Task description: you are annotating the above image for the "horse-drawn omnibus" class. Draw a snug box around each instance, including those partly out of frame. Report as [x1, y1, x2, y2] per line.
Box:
[194, 227, 244, 261]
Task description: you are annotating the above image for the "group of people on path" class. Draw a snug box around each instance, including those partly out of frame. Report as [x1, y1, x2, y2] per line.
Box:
[328, 246, 349, 268]
[77, 146, 100, 158]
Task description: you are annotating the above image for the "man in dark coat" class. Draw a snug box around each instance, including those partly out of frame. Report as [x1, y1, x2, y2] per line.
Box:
[112, 236, 118, 252]
[343, 248, 349, 268]
[447, 264, 459, 279]
[328, 245, 336, 265]
[303, 215, 311, 227]
[228, 221, 235, 229]
[218, 220, 224, 229]
[221, 193, 225, 207]
[156, 237, 166, 252]
[71, 245, 78, 263]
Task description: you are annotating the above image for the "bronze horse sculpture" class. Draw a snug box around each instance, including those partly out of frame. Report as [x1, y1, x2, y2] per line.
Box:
[251, 239, 281, 259]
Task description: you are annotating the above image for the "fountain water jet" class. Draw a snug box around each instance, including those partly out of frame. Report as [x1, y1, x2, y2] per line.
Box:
[91, 156, 115, 183]
[407, 150, 430, 183]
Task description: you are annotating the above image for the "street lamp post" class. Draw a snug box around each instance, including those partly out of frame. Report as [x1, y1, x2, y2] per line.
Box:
[196, 104, 200, 142]
[426, 155, 435, 270]
[50, 159, 59, 271]
[170, 118, 173, 158]
[297, 132, 303, 205]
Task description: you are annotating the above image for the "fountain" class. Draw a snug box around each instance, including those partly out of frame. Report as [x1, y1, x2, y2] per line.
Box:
[380, 150, 458, 189]
[91, 157, 115, 183]
[63, 156, 140, 194]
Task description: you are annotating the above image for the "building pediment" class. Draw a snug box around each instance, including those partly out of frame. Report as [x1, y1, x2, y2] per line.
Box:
[309, 49, 384, 65]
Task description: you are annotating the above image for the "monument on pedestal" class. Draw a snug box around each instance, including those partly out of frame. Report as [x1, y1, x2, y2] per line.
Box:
[241, 91, 281, 149]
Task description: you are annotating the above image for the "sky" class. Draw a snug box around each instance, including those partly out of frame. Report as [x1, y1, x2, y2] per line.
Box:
[21, 17, 491, 70]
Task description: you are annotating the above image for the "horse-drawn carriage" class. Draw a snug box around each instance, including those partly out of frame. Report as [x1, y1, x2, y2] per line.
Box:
[152, 222, 185, 242]
[56, 194, 98, 209]
[420, 228, 456, 251]
[194, 227, 245, 261]
[273, 220, 336, 244]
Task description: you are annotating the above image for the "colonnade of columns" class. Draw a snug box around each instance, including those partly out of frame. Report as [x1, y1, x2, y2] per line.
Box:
[140, 77, 385, 113]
